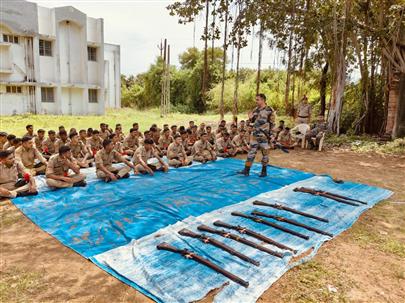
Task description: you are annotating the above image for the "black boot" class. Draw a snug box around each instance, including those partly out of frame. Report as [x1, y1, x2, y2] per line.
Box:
[16, 190, 38, 197]
[73, 180, 87, 187]
[259, 165, 267, 178]
[237, 165, 251, 176]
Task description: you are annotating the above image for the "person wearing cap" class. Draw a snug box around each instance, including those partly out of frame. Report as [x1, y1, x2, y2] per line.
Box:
[15, 136, 47, 175]
[42, 130, 57, 158]
[95, 139, 136, 182]
[34, 129, 46, 153]
[133, 138, 168, 175]
[0, 132, 7, 151]
[216, 132, 237, 158]
[167, 134, 193, 168]
[46, 145, 86, 189]
[0, 150, 37, 198]
[192, 133, 217, 163]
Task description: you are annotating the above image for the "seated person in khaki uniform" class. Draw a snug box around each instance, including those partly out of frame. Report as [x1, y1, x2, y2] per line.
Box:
[180, 130, 191, 156]
[99, 123, 111, 140]
[158, 128, 173, 156]
[3, 134, 16, 151]
[67, 132, 92, 168]
[0, 132, 8, 151]
[95, 139, 135, 182]
[229, 124, 239, 141]
[232, 129, 249, 154]
[34, 129, 46, 153]
[110, 133, 125, 156]
[305, 115, 328, 149]
[238, 120, 246, 132]
[115, 124, 125, 142]
[87, 130, 103, 156]
[192, 133, 217, 163]
[133, 138, 168, 175]
[167, 135, 193, 168]
[170, 125, 179, 138]
[7, 138, 21, 154]
[216, 132, 237, 158]
[206, 126, 216, 146]
[0, 150, 37, 198]
[15, 136, 48, 175]
[24, 124, 35, 138]
[42, 130, 57, 158]
[277, 127, 295, 149]
[55, 130, 70, 152]
[197, 123, 206, 138]
[123, 128, 140, 156]
[46, 146, 87, 189]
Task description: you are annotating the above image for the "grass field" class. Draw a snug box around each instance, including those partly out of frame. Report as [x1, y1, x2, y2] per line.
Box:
[0, 108, 242, 136]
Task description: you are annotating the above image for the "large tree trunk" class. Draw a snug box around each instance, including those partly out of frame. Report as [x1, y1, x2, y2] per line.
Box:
[256, 21, 263, 94]
[219, 1, 228, 120]
[233, 41, 241, 123]
[319, 62, 329, 116]
[200, 0, 210, 113]
[284, 30, 293, 114]
[395, 72, 405, 138]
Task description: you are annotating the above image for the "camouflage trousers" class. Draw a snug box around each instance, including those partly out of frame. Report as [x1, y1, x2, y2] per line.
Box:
[247, 136, 270, 165]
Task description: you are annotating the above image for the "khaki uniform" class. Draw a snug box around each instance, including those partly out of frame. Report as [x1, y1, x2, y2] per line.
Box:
[123, 135, 139, 155]
[158, 136, 173, 151]
[232, 134, 249, 153]
[46, 154, 85, 188]
[216, 137, 236, 157]
[296, 102, 312, 124]
[2, 142, 11, 151]
[15, 146, 47, 175]
[229, 130, 239, 140]
[113, 141, 125, 154]
[192, 140, 216, 162]
[167, 142, 192, 167]
[67, 141, 89, 161]
[99, 130, 111, 140]
[95, 149, 130, 179]
[87, 137, 103, 154]
[55, 138, 71, 153]
[133, 145, 162, 172]
[207, 133, 216, 145]
[34, 137, 45, 153]
[0, 161, 31, 197]
[278, 130, 294, 147]
[197, 128, 206, 138]
[43, 138, 57, 155]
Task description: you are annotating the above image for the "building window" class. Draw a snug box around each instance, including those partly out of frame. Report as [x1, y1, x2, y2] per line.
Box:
[87, 46, 97, 61]
[6, 86, 22, 93]
[3, 34, 19, 44]
[88, 89, 98, 103]
[41, 87, 54, 102]
[39, 39, 52, 56]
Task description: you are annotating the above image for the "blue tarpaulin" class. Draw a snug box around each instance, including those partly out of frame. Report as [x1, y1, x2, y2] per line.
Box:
[11, 158, 392, 302]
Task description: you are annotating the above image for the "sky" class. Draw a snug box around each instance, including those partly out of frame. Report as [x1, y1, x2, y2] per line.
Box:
[31, 0, 283, 76]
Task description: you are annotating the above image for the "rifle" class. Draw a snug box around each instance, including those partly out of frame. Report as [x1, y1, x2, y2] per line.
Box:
[252, 201, 329, 223]
[213, 220, 297, 253]
[257, 129, 289, 153]
[231, 212, 310, 240]
[293, 187, 366, 206]
[251, 211, 334, 237]
[157, 242, 249, 288]
[178, 228, 260, 266]
[197, 225, 284, 258]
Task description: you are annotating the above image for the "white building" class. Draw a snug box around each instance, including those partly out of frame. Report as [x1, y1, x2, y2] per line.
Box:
[0, 0, 121, 116]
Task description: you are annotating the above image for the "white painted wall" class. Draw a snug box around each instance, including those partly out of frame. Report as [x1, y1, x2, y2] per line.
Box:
[0, 0, 121, 116]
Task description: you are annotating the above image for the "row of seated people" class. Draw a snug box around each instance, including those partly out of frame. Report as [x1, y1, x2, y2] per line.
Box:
[0, 120, 257, 199]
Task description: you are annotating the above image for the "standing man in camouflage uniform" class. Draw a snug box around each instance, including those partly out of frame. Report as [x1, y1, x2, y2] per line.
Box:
[238, 93, 274, 177]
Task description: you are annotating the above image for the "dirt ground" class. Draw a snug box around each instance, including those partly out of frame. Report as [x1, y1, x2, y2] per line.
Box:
[1, 149, 404, 303]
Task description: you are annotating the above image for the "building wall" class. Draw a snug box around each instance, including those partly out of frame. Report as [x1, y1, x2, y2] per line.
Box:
[0, 0, 121, 116]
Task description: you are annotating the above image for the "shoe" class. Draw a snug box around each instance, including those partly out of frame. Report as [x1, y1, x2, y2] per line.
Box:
[259, 166, 267, 178]
[237, 166, 251, 176]
[16, 190, 38, 197]
[120, 173, 130, 179]
[73, 180, 87, 187]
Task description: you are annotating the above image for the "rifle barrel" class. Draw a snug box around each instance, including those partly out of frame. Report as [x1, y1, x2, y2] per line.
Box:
[231, 212, 310, 240]
[252, 211, 334, 237]
[157, 242, 249, 287]
[253, 201, 329, 223]
[178, 228, 260, 266]
[294, 187, 360, 207]
[213, 220, 297, 253]
[198, 225, 284, 258]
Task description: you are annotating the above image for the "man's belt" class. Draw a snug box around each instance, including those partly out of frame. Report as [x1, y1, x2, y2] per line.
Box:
[298, 115, 309, 118]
